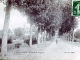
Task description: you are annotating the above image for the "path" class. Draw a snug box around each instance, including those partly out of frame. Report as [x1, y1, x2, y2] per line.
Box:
[40, 38, 80, 60]
[1, 38, 80, 60]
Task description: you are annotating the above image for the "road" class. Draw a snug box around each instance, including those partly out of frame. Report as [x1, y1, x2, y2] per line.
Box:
[40, 38, 80, 60]
[1, 38, 80, 60]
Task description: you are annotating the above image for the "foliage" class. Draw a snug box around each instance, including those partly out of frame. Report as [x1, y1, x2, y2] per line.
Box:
[24, 37, 37, 45]
[5, 0, 77, 37]
[7, 38, 12, 44]
[14, 27, 25, 39]
[0, 29, 13, 44]
[12, 0, 49, 16]
[59, 4, 76, 35]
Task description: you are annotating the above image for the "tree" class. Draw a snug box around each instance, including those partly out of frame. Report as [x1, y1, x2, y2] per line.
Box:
[14, 27, 25, 39]
[12, 0, 64, 45]
[59, 3, 76, 41]
[1, 0, 11, 57]
[33, 0, 68, 42]
[12, 0, 51, 46]
[0, 29, 13, 44]
[35, 15, 49, 43]
[1, 0, 76, 53]
[47, 0, 63, 41]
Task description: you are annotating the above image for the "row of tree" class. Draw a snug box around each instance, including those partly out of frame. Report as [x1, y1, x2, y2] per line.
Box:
[1, 0, 77, 57]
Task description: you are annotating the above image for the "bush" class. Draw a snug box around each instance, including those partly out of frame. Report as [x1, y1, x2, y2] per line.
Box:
[24, 37, 37, 45]
[24, 39, 29, 45]
[32, 38, 37, 45]
[7, 38, 12, 44]
[15, 43, 21, 48]
[0, 38, 12, 45]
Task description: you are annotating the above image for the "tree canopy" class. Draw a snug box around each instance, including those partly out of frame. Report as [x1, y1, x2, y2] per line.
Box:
[3, 0, 77, 36]
[14, 27, 25, 39]
[59, 4, 76, 35]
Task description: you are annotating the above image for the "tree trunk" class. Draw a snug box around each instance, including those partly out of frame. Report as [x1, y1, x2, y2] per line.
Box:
[69, 32, 71, 41]
[37, 25, 41, 44]
[42, 31, 45, 43]
[41, 31, 44, 43]
[46, 32, 47, 41]
[29, 24, 32, 47]
[43, 31, 45, 42]
[44, 30, 46, 42]
[67, 33, 69, 41]
[70, 32, 72, 41]
[37, 32, 40, 44]
[40, 26, 42, 43]
[47, 33, 49, 40]
[1, 4, 11, 57]
[65, 32, 67, 40]
[49, 33, 51, 40]
[37, 26, 40, 44]
[72, 29, 74, 42]
[50, 28, 52, 39]
[37, 27, 40, 44]
[69, 32, 70, 41]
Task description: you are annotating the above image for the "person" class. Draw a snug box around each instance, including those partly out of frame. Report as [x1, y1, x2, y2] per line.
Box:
[56, 39, 58, 44]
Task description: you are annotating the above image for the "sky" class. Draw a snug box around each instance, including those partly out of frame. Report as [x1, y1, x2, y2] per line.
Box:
[0, 3, 5, 30]
[9, 9, 30, 30]
[0, 3, 30, 30]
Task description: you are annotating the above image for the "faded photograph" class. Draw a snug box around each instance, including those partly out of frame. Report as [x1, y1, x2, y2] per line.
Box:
[0, 0, 80, 60]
